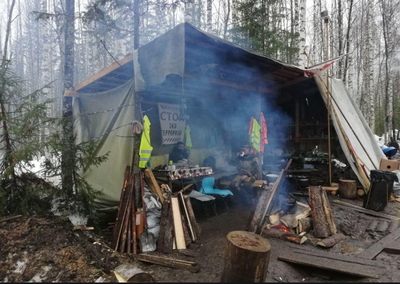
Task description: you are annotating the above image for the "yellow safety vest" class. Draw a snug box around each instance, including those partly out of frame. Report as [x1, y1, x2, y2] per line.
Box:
[185, 125, 192, 149]
[139, 115, 153, 168]
[249, 118, 261, 153]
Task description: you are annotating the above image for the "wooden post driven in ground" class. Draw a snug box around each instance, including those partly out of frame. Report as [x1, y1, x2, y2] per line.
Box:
[220, 231, 271, 283]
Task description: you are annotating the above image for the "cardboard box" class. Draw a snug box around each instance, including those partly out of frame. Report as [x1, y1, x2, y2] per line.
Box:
[379, 159, 400, 171]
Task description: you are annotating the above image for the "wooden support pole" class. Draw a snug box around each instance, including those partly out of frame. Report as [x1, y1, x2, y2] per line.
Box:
[220, 231, 271, 283]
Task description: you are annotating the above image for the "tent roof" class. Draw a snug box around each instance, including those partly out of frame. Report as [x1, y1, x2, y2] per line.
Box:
[74, 23, 312, 94]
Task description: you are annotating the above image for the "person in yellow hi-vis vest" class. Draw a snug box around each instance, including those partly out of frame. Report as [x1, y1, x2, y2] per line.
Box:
[139, 115, 153, 168]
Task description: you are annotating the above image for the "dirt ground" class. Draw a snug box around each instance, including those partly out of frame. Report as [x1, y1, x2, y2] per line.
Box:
[2, 188, 400, 283]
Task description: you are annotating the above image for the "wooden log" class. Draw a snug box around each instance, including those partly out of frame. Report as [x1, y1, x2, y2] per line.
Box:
[171, 197, 186, 250]
[338, 179, 357, 199]
[144, 169, 165, 203]
[296, 217, 313, 234]
[366, 220, 378, 232]
[316, 233, 346, 248]
[375, 221, 389, 233]
[183, 195, 201, 239]
[358, 188, 366, 197]
[262, 228, 307, 244]
[388, 220, 399, 233]
[309, 186, 336, 238]
[332, 199, 400, 220]
[220, 231, 271, 283]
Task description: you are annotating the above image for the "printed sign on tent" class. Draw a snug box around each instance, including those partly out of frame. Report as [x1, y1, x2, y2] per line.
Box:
[158, 103, 186, 145]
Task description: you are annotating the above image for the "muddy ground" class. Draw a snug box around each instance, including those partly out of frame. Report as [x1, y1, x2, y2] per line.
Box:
[2, 189, 400, 283]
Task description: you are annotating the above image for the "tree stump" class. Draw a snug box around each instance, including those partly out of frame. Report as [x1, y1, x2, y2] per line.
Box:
[338, 179, 357, 199]
[220, 231, 271, 283]
[309, 186, 337, 238]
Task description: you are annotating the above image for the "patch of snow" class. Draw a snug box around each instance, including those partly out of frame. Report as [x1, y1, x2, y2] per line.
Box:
[14, 260, 27, 274]
[94, 276, 105, 282]
[68, 213, 88, 227]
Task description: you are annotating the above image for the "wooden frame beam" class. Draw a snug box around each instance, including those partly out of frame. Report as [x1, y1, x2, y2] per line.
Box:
[73, 53, 133, 92]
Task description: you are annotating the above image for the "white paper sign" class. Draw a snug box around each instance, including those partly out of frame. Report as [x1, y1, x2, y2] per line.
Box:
[158, 103, 186, 145]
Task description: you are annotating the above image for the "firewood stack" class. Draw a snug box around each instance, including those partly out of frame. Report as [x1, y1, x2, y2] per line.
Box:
[112, 166, 139, 254]
[112, 167, 201, 255]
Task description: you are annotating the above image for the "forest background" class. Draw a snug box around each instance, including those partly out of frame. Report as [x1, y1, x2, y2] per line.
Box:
[1, 0, 399, 138]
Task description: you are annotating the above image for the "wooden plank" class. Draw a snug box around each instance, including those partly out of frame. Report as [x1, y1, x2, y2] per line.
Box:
[171, 197, 186, 250]
[144, 169, 165, 203]
[287, 244, 387, 268]
[183, 195, 201, 239]
[74, 53, 133, 91]
[134, 253, 199, 273]
[358, 227, 400, 259]
[278, 250, 380, 278]
[332, 200, 400, 220]
[179, 192, 196, 241]
[383, 241, 400, 254]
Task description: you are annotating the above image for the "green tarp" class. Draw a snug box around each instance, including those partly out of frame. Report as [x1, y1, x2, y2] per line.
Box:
[73, 79, 135, 209]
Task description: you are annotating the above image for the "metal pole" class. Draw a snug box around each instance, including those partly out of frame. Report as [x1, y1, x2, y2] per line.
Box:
[325, 17, 332, 187]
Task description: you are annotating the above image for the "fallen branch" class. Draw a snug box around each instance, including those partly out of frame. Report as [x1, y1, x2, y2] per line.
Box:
[0, 215, 23, 222]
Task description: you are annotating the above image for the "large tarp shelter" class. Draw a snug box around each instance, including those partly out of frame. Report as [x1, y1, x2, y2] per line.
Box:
[72, 23, 385, 209]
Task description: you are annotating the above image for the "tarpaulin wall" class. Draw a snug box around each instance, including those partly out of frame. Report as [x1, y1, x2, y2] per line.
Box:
[314, 76, 385, 189]
[73, 80, 136, 209]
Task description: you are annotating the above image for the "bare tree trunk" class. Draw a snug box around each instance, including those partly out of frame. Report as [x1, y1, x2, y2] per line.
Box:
[185, 0, 194, 23]
[298, 0, 306, 67]
[367, 1, 375, 132]
[336, 0, 343, 78]
[61, 0, 75, 195]
[223, 0, 230, 39]
[0, 0, 17, 181]
[207, 0, 212, 32]
[133, 0, 140, 49]
[343, 0, 354, 82]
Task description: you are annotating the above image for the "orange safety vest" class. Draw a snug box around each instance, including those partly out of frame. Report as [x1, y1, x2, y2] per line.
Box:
[260, 112, 268, 152]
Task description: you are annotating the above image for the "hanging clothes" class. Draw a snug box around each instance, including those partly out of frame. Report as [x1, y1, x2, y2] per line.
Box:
[139, 115, 153, 168]
[184, 125, 192, 150]
[248, 117, 261, 153]
[260, 112, 268, 153]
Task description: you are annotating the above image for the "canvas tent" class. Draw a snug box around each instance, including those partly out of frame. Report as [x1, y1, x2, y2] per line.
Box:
[71, 23, 385, 209]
